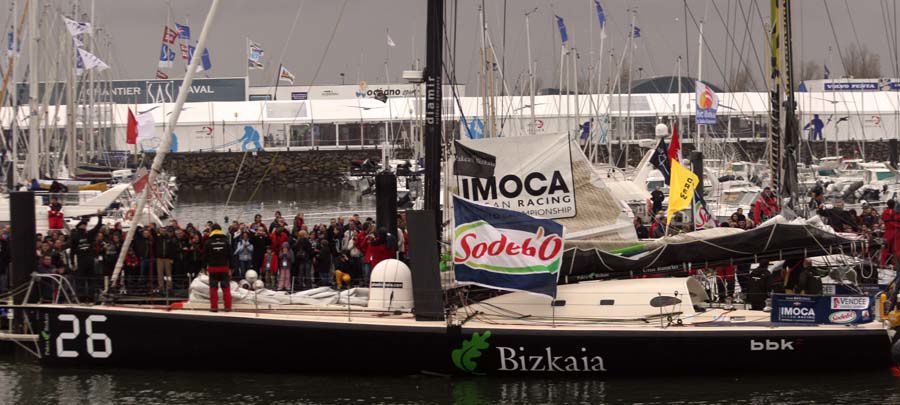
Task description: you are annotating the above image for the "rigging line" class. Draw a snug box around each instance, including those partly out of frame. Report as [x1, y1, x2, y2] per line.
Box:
[821, 0, 868, 144]
[879, 1, 896, 78]
[223, 149, 249, 209]
[843, 0, 863, 54]
[708, 0, 760, 125]
[683, 0, 691, 77]
[273, 0, 306, 82]
[239, 151, 280, 223]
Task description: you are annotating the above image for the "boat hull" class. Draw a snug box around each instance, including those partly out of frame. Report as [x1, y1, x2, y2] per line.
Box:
[28, 305, 893, 375]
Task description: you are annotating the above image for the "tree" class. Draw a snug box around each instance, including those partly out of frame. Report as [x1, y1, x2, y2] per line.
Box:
[798, 60, 822, 82]
[841, 44, 881, 78]
[726, 67, 755, 92]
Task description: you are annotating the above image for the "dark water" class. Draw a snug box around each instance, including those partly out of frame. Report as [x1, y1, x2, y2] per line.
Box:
[1, 356, 900, 404]
[172, 186, 376, 227]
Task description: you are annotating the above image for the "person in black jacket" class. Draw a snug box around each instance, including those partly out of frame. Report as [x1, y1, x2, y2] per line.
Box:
[155, 228, 177, 292]
[251, 228, 269, 271]
[70, 213, 103, 298]
[133, 228, 154, 290]
[204, 224, 232, 312]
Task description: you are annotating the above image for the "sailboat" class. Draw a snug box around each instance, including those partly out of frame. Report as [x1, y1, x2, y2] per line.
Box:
[0, 0, 896, 376]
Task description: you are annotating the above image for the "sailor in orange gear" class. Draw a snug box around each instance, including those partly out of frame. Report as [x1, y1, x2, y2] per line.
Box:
[203, 224, 232, 312]
[882, 200, 897, 266]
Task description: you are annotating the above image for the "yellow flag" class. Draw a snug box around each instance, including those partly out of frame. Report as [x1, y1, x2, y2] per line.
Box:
[666, 159, 699, 224]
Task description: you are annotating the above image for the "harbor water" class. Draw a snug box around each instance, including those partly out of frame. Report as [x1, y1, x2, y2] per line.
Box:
[1, 357, 900, 404]
[2, 189, 900, 404]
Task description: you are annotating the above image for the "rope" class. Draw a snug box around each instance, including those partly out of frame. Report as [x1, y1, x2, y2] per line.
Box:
[238, 151, 280, 223]
[223, 149, 250, 208]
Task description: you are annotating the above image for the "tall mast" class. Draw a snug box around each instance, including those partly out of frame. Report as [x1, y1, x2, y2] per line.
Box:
[26, 0, 39, 181]
[87, 0, 95, 164]
[111, 0, 222, 287]
[696, 1, 708, 150]
[780, 0, 799, 205]
[424, 0, 444, 232]
[767, 0, 782, 193]
[525, 8, 536, 135]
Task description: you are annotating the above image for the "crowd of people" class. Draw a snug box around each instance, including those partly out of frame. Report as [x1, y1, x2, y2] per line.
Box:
[19, 209, 408, 302]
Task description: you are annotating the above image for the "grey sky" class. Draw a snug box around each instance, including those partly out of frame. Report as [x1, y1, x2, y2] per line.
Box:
[5, 0, 896, 92]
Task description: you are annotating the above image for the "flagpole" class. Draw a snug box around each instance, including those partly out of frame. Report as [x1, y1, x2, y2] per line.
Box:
[110, 0, 221, 288]
[273, 64, 282, 100]
[245, 36, 250, 85]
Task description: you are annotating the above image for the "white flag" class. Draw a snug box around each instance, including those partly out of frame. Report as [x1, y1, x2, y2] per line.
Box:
[387, 34, 396, 47]
[77, 48, 108, 71]
[279, 65, 295, 84]
[62, 16, 92, 37]
[136, 112, 155, 142]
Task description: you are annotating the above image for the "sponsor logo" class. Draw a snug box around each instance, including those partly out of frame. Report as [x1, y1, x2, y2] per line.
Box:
[750, 339, 795, 351]
[369, 281, 403, 289]
[830, 296, 869, 310]
[828, 311, 858, 324]
[452, 331, 491, 374]
[497, 346, 607, 372]
[454, 225, 563, 273]
[779, 306, 816, 322]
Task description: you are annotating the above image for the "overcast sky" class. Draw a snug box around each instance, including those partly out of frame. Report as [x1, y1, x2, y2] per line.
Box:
[5, 0, 897, 93]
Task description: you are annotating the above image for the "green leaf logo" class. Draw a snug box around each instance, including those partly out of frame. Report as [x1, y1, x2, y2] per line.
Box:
[451, 331, 492, 374]
[40, 331, 50, 341]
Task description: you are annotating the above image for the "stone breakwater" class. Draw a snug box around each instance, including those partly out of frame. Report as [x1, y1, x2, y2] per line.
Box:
[609, 139, 898, 167]
[150, 148, 400, 190]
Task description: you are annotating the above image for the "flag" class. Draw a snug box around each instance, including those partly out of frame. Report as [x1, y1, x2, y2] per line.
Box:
[132, 167, 149, 194]
[6, 31, 14, 56]
[555, 15, 568, 44]
[453, 141, 496, 178]
[667, 124, 681, 162]
[188, 45, 212, 72]
[136, 111, 155, 142]
[594, 0, 606, 28]
[175, 23, 191, 40]
[127, 109, 138, 145]
[666, 160, 699, 225]
[695, 80, 718, 125]
[162, 26, 178, 44]
[649, 138, 672, 184]
[387, 33, 396, 47]
[72, 36, 84, 48]
[248, 40, 264, 69]
[824, 64, 830, 80]
[180, 44, 189, 60]
[630, 24, 641, 38]
[279, 65, 295, 84]
[155, 70, 168, 79]
[452, 195, 565, 298]
[77, 48, 109, 71]
[158, 44, 175, 68]
[62, 16, 92, 36]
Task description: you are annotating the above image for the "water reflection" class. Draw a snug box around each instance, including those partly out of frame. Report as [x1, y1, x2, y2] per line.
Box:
[3, 358, 899, 405]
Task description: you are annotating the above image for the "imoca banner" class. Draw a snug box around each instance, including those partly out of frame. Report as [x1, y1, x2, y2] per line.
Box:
[453, 195, 565, 298]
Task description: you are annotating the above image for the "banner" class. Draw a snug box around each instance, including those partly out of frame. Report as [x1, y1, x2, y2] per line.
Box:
[695, 81, 718, 125]
[248, 40, 264, 69]
[453, 141, 496, 178]
[456, 133, 576, 219]
[770, 294, 873, 325]
[453, 195, 565, 298]
[649, 138, 671, 184]
[666, 160, 699, 224]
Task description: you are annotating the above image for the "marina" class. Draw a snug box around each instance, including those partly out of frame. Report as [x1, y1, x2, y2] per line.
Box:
[3, 0, 900, 403]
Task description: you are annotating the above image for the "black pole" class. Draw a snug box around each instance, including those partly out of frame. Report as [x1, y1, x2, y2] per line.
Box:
[273, 63, 282, 101]
[9, 192, 35, 290]
[689, 151, 704, 232]
[375, 171, 398, 238]
[424, 0, 444, 235]
[890, 139, 898, 170]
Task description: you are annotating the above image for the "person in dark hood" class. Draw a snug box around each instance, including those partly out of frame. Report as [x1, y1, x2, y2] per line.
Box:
[70, 211, 104, 299]
[204, 224, 232, 312]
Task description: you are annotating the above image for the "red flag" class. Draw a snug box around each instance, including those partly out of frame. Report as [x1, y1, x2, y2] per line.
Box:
[162, 26, 178, 44]
[667, 124, 681, 162]
[126, 109, 137, 145]
[132, 167, 149, 194]
[180, 44, 189, 60]
[155, 70, 168, 79]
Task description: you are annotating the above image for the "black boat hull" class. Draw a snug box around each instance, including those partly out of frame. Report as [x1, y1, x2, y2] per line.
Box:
[29, 306, 893, 375]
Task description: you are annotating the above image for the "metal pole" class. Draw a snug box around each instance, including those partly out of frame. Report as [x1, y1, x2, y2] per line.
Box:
[111, 0, 222, 286]
[525, 9, 536, 135]
[26, 0, 39, 181]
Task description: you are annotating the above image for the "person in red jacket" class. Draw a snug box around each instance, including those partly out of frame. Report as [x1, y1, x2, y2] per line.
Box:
[355, 223, 371, 280]
[204, 225, 232, 312]
[753, 187, 779, 224]
[365, 227, 396, 275]
[269, 226, 289, 252]
[882, 199, 897, 266]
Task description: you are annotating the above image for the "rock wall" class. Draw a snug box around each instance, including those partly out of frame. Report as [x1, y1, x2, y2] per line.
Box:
[154, 149, 392, 190]
[608, 139, 898, 167]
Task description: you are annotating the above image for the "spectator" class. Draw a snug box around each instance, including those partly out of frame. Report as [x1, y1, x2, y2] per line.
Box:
[234, 232, 254, 277]
[204, 224, 232, 312]
[277, 242, 294, 291]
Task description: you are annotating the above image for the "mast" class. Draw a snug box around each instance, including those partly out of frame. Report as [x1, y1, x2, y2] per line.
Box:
[767, 0, 782, 194]
[624, 10, 636, 167]
[696, 1, 707, 151]
[26, 0, 39, 181]
[424, 0, 443, 233]
[525, 8, 537, 135]
[111, 0, 222, 287]
[87, 0, 95, 164]
[780, 0, 799, 205]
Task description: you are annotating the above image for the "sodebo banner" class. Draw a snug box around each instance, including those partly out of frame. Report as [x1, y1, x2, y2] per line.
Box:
[455, 133, 576, 219]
